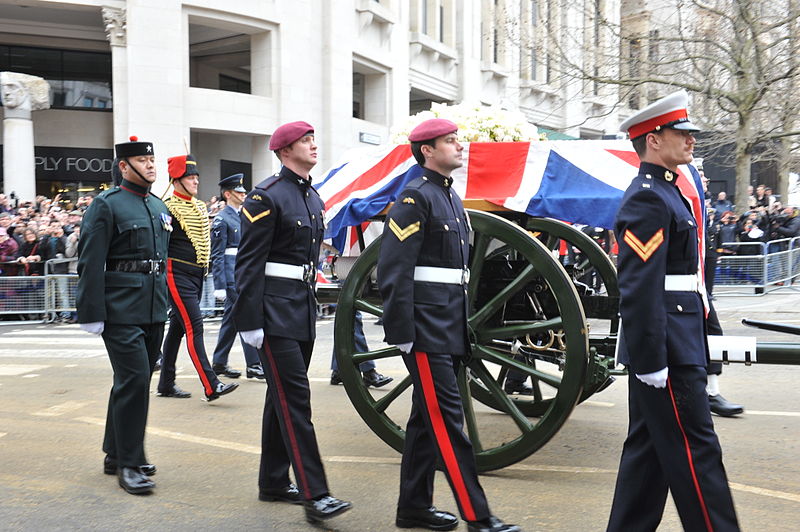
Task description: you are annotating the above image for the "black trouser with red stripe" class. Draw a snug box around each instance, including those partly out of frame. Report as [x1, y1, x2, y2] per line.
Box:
[399, 350, 491, 522]
[607, 365, 739, 532]
[258, 335, 328, 500]
[158, 259, 219, 397]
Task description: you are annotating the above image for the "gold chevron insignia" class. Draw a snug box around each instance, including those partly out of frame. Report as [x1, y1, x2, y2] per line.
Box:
[251, 194, 262, 201]
[402, 196, 415, 204]
[623, 228, 664, 262]
[243, 207, 271, 223]
[389, 219, 420, 242]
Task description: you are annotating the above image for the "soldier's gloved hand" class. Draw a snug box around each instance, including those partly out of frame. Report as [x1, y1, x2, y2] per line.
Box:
[394, 342, 413, 354]
[636, 367, 669, 389]
[213, 289, 227, 301]
[80, 321, 105, 335]
[240, 329, 264, 349]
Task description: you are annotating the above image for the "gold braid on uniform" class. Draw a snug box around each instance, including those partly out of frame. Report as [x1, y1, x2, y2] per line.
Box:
[166, 196, 211, 266]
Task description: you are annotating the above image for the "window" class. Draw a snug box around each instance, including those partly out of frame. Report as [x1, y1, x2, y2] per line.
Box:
[353, 61, 388, 124]
[0, 45, 112, 110]
[189, 23, 252, 94]
[353, 72, 365, 119]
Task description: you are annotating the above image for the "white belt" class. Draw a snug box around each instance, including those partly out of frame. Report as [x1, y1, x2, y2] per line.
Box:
[413, 266, 470, 285]
[664, 274, 701, 292]
[225, 247, 238, 256]
[264, 261, 315, 283]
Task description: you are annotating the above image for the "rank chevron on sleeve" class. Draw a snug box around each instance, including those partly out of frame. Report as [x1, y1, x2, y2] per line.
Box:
[242, 207, 271, 223]
[623, 228, 664, 262]
[389, 219, 420, 242]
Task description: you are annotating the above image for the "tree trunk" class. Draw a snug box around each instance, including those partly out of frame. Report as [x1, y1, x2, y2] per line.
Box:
[734, 114, 753, 214]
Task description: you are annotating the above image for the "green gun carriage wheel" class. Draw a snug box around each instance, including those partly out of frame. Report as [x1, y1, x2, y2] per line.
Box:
[333, 210, 589, 471]
[467, 218, 619, 416]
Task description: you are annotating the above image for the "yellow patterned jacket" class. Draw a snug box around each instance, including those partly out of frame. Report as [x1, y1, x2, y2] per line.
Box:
[165, 191, 210, 268]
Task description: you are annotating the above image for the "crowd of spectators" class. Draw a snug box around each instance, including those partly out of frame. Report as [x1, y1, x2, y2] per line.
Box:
[707, 183, 800, 255]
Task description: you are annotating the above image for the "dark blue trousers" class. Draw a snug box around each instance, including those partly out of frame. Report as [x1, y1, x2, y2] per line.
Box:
[212, 286, 260, 367]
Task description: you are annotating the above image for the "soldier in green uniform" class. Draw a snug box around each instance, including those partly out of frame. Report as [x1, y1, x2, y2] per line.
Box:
[76, 136, 171, 495]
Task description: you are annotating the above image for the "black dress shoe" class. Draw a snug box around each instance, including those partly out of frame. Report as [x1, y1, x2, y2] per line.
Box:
[258, 483, 302, 504]
[118, 466, 155, 495]
[709, 394, 744, 417]
[330, 370, 342, 385]
[362, 369, 393, 388]
[156, 386, 192, 398]
[397, 506, 458, 531]
[206, 381, 239, 402]
[467, 516, 521, 532]
[303, 495, 352, 523]
[504, 380, 533, 396]
[246, 364, 266, 380]
[212, 364, 242, 379]
[104, 455, 156, 476]
[153, 358, 162, 372]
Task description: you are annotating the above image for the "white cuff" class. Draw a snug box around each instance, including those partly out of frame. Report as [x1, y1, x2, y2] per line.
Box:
[80, 321, 105, 335]
[240, 329, 264, 349]
[635, 367, 669, 389]
[395, 342, 413, 354]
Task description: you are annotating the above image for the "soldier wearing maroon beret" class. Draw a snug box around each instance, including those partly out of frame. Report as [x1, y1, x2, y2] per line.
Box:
[377, 119, 520, 532]
[233, 121, 352, 524]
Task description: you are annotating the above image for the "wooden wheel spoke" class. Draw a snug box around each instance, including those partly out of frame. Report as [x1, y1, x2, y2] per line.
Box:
[354, 298, 383, 318]
[352, 346, 404, 365]
[373, 375, 412, 413]
[469, 264, 537, 328]
[469, 361, 534, 433]
[476, 316, 564, 343]
[468, 232, 492, 309]
[474, 345, 562, 389]
[458, 366, 483, 452]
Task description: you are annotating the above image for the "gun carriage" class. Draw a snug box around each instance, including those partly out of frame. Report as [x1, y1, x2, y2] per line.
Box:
[314, 140, 800, 472]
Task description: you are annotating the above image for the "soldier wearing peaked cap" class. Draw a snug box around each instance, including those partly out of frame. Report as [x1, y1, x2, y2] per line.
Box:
[156, 155, 239, 402]
[607, 90, 739, 531]
[377, 118, 520, 532]
[76, 136, 169, 495]
[233, 121, 352, 524]
[209, 173, 265, 380]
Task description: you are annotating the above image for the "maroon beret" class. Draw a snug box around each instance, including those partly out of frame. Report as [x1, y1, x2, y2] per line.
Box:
[269, 121, 314, 151]
[408, 118, 458, 142]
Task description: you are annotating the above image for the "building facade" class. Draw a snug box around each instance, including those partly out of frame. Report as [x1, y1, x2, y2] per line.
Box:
[0, 0, 623, 202]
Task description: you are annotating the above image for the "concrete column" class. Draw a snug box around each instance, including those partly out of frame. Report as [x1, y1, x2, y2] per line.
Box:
[2, 118, 36, 201]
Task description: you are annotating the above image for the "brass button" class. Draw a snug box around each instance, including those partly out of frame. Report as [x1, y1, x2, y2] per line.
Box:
[312, 214, 315, 220]
[677, 305, 683, 312]
[297, 220, 302, 226]
[461, 239, 465, 245]
[444, 224, 449, 231]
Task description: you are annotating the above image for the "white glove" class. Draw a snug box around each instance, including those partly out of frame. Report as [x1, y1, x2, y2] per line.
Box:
[394, 342, 413, 354]
[636, 367, 669, 389]
[213, 289, 227, 301]
[240, 329, 264, 349]
[80, 321, 105, 335]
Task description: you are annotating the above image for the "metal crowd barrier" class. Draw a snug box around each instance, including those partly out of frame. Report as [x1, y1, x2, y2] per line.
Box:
[714, 237, 800, 295]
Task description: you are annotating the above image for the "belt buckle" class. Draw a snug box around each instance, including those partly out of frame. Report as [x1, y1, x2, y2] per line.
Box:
[462, 268, 470, 285]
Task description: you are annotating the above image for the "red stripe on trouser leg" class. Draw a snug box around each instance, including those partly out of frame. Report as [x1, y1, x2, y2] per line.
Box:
[667, 378, 715, 532]
[415, 351, 477, 522]
[262, 338, 311, 499]
[166, 259, 213, 396]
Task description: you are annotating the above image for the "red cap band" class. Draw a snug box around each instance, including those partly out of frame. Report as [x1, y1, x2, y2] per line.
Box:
[628, 109, 688, 139]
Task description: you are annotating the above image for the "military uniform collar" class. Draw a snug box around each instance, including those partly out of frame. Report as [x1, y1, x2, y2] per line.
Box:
[280, 166, 313, 188]
[639, 162, 679, 185]
[172, 190, 194, 202]
[120, 178, 150, 197]
[421, 168, 453, 188]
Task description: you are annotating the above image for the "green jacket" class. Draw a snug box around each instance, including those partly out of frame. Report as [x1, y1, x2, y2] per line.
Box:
[76, 179, 171, 325]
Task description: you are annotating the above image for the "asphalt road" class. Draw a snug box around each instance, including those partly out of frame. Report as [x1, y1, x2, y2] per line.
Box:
[1, 288, 799, 531]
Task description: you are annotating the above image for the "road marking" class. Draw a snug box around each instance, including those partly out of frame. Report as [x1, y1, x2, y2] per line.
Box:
[64, 364, 77, 368]
[73, 416, 800, 502]
[0, 364, 48, 376]
[744, 410, 800, 417]
[75, 417, 262, 454]
[33, 401, 92, 417]
[582, 400, 615, 408]
[0, 432, 6, 438]
[0, 350, 105, 359]
[729, 482, 800, 503]
[22, 374, 39, 378]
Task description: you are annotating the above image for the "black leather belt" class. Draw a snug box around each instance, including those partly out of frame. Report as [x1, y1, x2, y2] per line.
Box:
[107, 259, 165, 274]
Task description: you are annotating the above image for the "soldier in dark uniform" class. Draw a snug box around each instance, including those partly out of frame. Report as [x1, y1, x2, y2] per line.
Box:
[210, 173, 265, 380]
[233, 121, 351, 524]
[76, 136, 168, 495]
[377, 119, 520, 532]
[607, 91, 739, 531]
[156, 155, 238, 402]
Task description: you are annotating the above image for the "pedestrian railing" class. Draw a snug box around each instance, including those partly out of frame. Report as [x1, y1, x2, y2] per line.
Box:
[714, 237, 800, 295]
